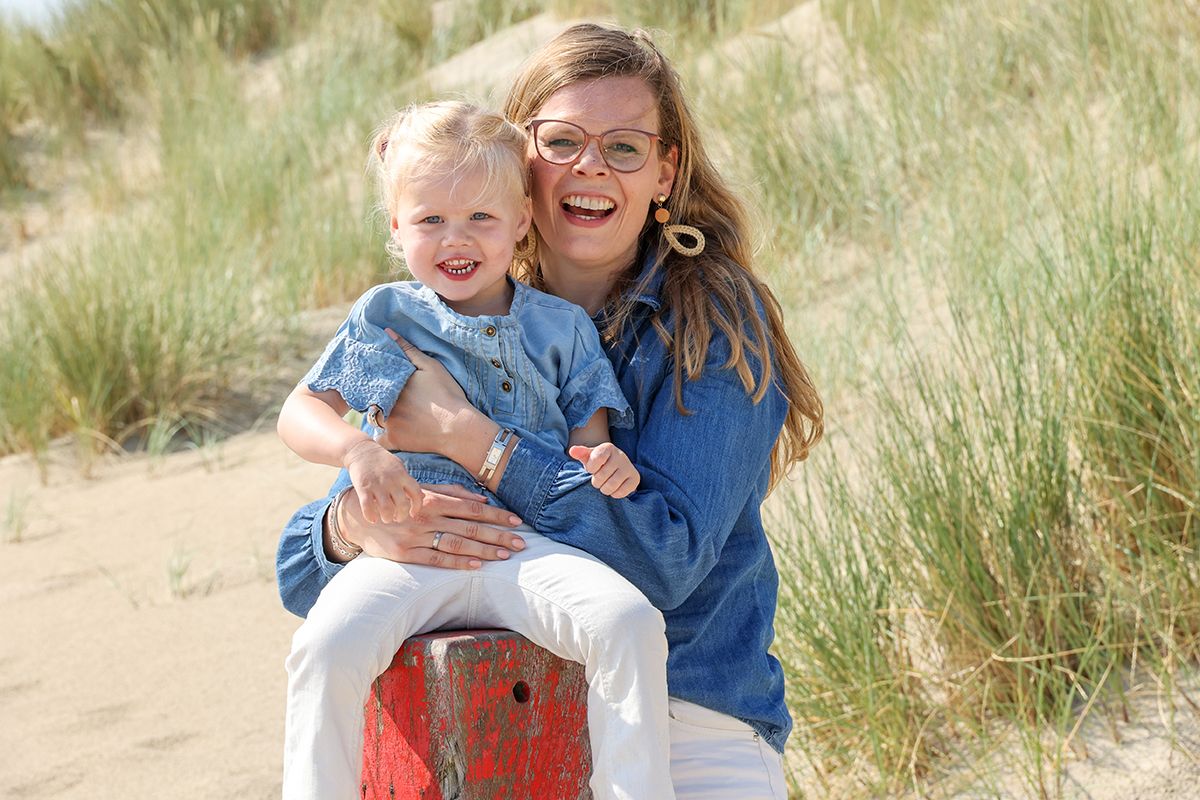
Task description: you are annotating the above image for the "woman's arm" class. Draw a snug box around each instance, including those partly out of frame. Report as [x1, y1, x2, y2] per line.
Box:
[276, 478, 529, 617]
[382, 328, 786, 611]
[498, 341, 786, 610]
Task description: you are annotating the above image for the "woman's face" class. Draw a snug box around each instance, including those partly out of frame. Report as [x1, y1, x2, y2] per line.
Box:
[529, 76, 677, 297]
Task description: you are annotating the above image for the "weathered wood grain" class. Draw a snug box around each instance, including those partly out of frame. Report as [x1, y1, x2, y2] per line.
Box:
[361, 629, 593, 800]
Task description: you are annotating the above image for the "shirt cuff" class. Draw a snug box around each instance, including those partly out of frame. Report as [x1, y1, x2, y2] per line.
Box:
[496, 437, 570, 527]
[310, 495, 348, 582]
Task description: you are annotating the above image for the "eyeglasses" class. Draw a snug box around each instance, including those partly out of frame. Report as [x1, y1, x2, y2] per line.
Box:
[528, 119, 663, 173]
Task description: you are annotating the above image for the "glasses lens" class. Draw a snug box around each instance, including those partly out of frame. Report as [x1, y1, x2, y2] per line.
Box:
[533, 121, 655, 172]
[600, 129, 653, 172]
[534, 120, 587, 165]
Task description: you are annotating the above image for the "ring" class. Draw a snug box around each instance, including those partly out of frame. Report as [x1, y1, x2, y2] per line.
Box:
[431, 531, 445, 551]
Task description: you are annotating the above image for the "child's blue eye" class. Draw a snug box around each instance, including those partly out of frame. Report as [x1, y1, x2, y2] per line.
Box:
[470, 212, 492, 221]
[421, 215, 443, 224]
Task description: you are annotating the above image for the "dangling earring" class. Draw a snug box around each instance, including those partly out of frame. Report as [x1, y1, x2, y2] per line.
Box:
[513, 230, 537, 260]
[654, 194, 705, 257]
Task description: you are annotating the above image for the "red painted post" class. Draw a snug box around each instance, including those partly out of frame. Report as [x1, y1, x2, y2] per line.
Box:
[361, 629, 593, 800]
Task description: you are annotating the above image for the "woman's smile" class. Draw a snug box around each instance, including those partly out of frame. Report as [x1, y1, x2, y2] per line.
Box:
[561, 193, 618, 223]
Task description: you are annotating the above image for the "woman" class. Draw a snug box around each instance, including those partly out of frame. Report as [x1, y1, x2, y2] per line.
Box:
[277, 22, 823, 799]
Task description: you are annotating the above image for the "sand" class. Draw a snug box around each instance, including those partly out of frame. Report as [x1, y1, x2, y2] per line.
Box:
[0, 431, 327, 798]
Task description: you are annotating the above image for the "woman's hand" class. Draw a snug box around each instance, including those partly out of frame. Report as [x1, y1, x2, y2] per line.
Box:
[337, 483, 526, 569]
[374, 328, 477, 455]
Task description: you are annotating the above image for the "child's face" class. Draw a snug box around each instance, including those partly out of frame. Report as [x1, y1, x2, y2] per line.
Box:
[391, 166, 532, 316]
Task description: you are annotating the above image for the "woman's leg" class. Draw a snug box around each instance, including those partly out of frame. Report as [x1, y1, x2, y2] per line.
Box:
[667, 699, 788, 800]
[283, 530, 674, 800]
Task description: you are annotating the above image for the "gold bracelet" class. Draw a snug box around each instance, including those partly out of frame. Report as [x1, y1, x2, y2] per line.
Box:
[326, 487, 363, 561]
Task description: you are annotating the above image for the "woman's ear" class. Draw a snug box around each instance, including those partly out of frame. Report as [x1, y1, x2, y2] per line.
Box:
[657, 144, 679, 198]
[390, 215, 399, 233]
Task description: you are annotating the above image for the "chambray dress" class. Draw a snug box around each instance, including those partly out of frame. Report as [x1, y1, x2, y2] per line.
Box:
[302, 277, 633, 492]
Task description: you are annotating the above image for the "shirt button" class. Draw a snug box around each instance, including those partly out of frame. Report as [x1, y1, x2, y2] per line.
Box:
[501, 380, 512, 392]
[491, 358, 502, 368]
[484, 325, 497, 337]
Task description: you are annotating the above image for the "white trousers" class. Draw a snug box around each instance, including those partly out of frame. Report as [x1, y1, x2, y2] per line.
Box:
[668, 699, 789, 800]
[283, 529, 675, 800]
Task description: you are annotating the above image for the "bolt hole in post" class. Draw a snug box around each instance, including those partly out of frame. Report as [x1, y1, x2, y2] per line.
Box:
[512, 681, 531, 703]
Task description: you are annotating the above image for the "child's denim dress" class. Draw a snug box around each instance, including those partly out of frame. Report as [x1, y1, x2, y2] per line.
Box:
[302, 278, 633, 491]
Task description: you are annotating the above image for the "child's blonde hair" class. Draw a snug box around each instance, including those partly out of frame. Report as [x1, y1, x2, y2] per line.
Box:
[371, 101, 531, 260]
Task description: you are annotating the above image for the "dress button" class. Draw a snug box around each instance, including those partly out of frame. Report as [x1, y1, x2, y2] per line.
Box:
[484, 325, 497, 336]
[501, 380, 512, 392]
[491, 358, 502, 368]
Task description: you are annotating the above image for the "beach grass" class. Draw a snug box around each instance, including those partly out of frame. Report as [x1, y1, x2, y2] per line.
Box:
[1, 1, 1197, 796]
[750, 1, 1200, 794]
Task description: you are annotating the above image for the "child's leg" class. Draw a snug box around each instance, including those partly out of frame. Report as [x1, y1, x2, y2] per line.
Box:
[283, 558, 478, 800]
[468, 529, 675, 800]
[283, 531, 674, 800]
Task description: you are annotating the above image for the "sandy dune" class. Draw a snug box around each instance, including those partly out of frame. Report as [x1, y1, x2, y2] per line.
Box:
[0, 431, 327, 798]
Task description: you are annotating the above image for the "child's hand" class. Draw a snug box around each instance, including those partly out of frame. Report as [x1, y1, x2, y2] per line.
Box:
[568, 443, 640, 499]
[343, 439, 423, 523]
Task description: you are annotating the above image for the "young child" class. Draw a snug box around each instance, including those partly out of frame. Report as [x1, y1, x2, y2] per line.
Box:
[278, 102, 674, 800]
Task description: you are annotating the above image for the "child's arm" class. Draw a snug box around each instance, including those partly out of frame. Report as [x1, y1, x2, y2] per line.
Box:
[278, 384, 422, 523]
[567, 409, 640, 499]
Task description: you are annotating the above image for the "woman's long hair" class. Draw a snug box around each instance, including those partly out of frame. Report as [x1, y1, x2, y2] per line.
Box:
[505, 23, 823, 488]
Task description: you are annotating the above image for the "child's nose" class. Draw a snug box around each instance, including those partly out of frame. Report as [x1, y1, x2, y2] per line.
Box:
[441, 225, 471, 246]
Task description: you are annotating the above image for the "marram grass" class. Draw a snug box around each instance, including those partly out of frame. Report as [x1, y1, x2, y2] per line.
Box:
[0, 1, 1198, 797]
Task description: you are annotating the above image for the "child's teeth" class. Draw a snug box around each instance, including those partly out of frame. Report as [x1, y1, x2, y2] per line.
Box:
[442, 259, 477, 275]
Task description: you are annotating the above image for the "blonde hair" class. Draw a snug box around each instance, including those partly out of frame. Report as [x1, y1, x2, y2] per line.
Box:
[370, 101, 534, 263]
[505, 23, 823, 486]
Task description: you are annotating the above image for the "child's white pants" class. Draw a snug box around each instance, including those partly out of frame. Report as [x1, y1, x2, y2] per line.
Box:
[283, 528, 675, 800]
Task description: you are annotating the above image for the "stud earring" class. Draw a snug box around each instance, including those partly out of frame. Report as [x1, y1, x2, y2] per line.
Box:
[654, 194, 705, 257]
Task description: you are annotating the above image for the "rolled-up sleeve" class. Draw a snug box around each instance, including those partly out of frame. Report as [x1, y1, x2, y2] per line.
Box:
[303, 287, 415, 419]
[557, 306, 634, 430]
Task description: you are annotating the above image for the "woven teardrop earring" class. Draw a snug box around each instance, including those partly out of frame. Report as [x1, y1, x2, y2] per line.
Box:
[513, 230, 537, 260]
[654, 194, 705, 257]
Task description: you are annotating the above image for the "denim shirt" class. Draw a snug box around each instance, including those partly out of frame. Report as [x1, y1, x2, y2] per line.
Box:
[301, 278, 631, 486]
[276, 255, 794, 752]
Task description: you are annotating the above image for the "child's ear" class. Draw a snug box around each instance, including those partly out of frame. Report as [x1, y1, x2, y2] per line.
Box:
[517, 196, 533, 239]
[390, 215, 399, 232]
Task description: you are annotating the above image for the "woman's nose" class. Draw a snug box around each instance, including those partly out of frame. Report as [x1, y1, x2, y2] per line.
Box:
[572, 137, 610, 175]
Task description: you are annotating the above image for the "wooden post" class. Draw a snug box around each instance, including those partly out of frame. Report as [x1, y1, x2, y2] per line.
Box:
[361, 629, 593, 800]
